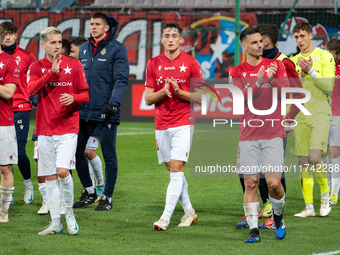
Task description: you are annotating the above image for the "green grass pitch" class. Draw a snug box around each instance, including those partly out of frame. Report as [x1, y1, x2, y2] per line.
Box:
[1, 120, 339, 254]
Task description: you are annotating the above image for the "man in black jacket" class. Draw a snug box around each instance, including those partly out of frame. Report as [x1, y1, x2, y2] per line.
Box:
[73, 12, 129, 211]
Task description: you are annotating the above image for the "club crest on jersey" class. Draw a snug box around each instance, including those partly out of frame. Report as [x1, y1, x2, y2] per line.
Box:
[242, 72, 247, 77]
[0, 61, 5, 69]
[101, 48, 106, 55]
[15, 56, 21, 65]
[41, 68, 46, 73]
[83, 50, 86, 54]
[158, 65, 162, 70]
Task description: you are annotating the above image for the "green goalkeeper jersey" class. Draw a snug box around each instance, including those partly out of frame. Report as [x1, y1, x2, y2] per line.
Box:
[290, 47, 335, 124]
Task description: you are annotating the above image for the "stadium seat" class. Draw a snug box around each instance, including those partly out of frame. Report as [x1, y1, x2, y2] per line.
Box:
[111, 0, 126, 4]
[315, 0, 335, 7]
[195, 0, 210, 7]
[280, 0, 295, 8]
[91, 0, 112, 7]
[244, 0, 263, 7]
[159, 0, 177, 7]
[10, 0, 32, 7]
[125, 0, 144, 7]
[211, 0, 234, 7]
[40, 0, 59, 9]
[296, 0, 316, 7]
[144, 0, 161, 7]
[263, 0, 281, 6]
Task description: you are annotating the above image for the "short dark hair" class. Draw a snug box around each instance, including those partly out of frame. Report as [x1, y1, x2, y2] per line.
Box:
[62, 38, 71, 56]
[327, 38, 340, 55]
[254, 24, 279, 45]
[70, 37, 87, 47]
[162, 23, 182, 36]
[293, 22, 313, 34]
[91, 12, 109, 26]
[239, 27, 260, 43]
[0, 27, 5, 43]
[0, 21, 18, 34]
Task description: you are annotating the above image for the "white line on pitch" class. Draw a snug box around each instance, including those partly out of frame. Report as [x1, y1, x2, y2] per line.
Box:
[312, 251, 340, 255]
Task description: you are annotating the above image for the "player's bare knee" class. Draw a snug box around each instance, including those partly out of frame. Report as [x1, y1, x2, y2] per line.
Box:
[85, 149, 96, 160]
[170, 160, 185, 172]
[57, 168, 69, 179]
[0, 165, 11, 177]
[164, 162, 171, 172]
[244, 178, 258, 191]
[267, 180, 281, 195]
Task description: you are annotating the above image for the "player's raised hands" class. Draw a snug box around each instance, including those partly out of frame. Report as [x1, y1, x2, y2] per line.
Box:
[256, 66, 265, 88]
[170, 77, 181, 96]
[297, 56, 313, 74]
[267, 62, 278, 83]
[60, 93, 74, 106]
[52, 52, 62, 73]
[163, 78, 172, 98]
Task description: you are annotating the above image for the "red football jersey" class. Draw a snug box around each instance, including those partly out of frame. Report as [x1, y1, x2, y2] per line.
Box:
[332, 63, 340, 116]
[28, 55, 89, 135]
[0, 52, 20, 126]
[11, 45, 37, 111]
[145, 52, 203, 130]
[229, 58, 289, 141]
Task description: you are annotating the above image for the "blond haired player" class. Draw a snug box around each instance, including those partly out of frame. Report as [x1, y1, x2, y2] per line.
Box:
[28, 27, 89, 235]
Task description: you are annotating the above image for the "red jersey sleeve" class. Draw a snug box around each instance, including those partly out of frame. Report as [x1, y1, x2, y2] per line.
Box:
[5, 59, 20, 85]
[72, 61, 89, 105]
[145, 60, 155, 88]
[27, 63, 55, 96]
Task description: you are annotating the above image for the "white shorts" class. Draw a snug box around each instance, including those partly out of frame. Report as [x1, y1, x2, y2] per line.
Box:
[86, 136, 99, 150]
[155, 125, 194, 164]
[237, 137, 284, 175]
[33, 141, 38, 161]
[37, 133, 77, 176]
[328, 116, 340, 147]
[0, 126, 18, 165]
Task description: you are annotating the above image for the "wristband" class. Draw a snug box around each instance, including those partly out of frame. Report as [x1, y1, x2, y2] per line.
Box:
[308, 68, 318, 79]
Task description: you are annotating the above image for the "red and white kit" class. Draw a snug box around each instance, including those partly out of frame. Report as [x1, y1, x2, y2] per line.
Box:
[229, 58, 289, 142]
[12, 45, 36, 111]
[145, 52, 203, 163]
[28, 55, 89, 135]
[28, 55, 88, 174]
[0, 52, 20, 165]
[145, 52, 203, 130]
[230, 58, 289, 174]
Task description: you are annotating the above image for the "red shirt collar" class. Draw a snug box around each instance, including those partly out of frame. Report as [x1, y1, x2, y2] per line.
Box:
[91, 32, 109, 49]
